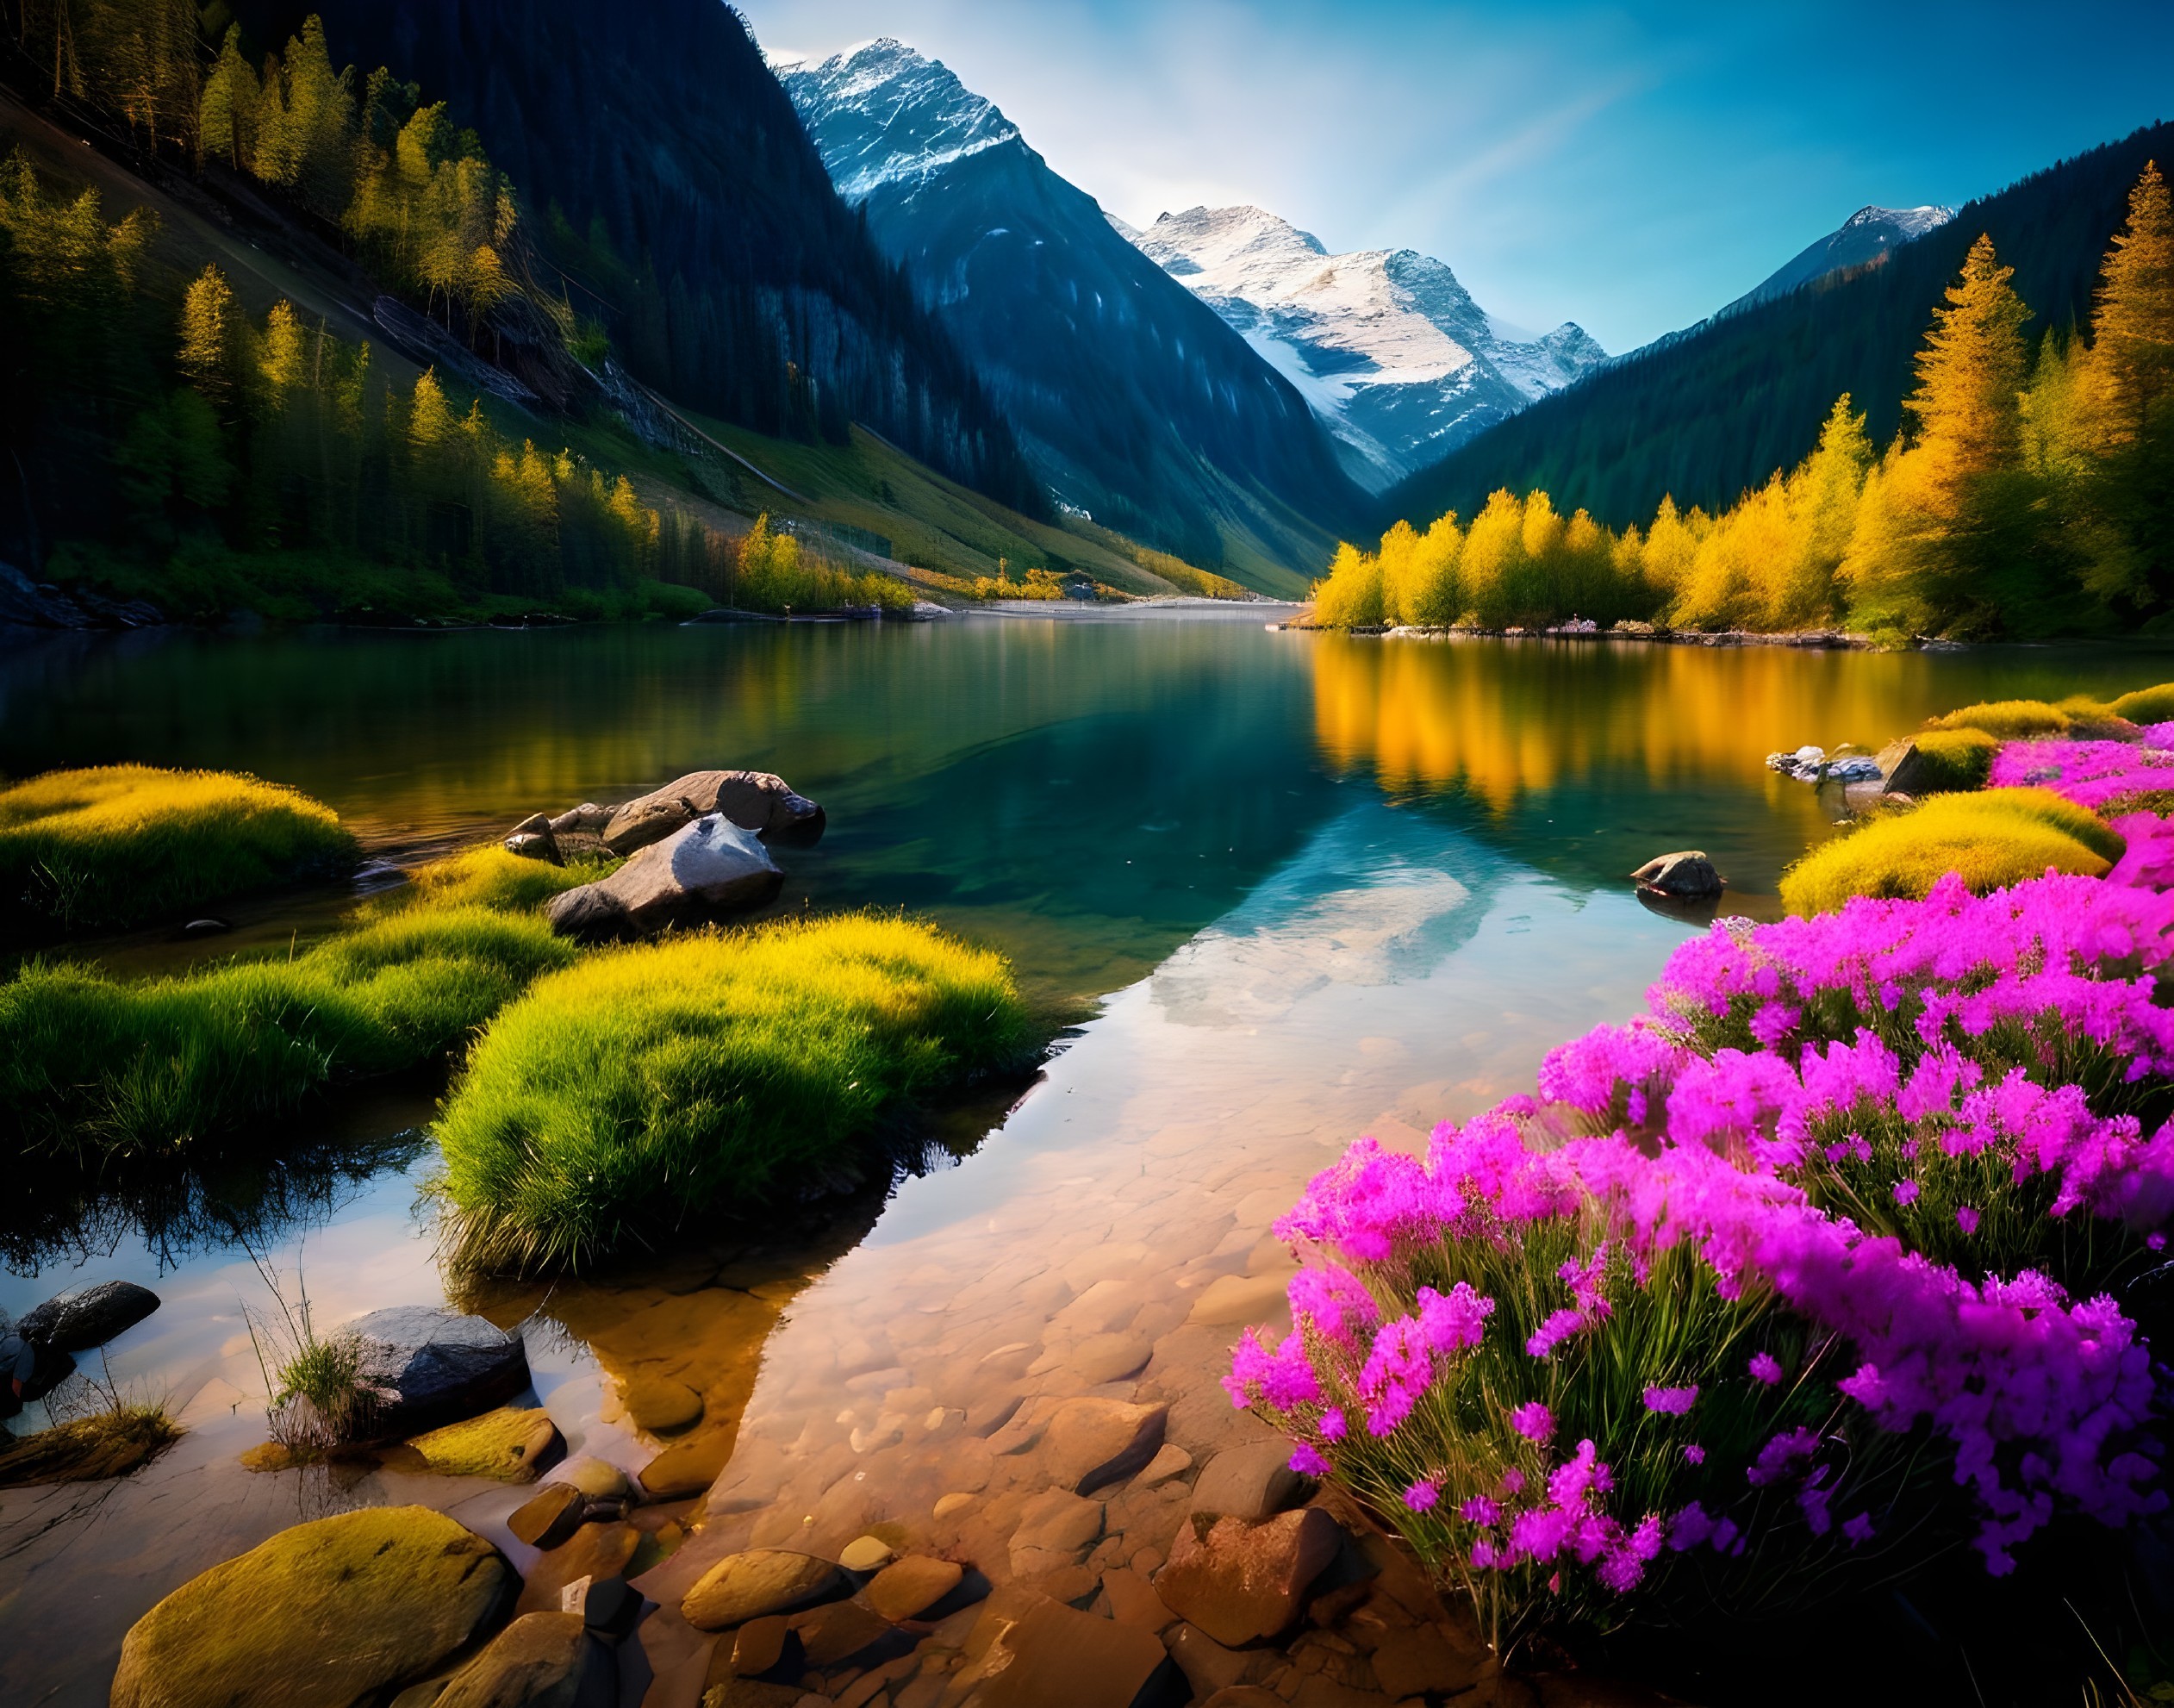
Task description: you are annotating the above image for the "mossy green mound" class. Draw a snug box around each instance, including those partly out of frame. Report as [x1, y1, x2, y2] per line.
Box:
[370, 845, 615, 917]
[1781, 788, 2120, 916]
[110, 1505, 511, 1708]
[1925, 700, 2074, 739]
[435, 912, 1034, 1275]
[0, 765, 355, 929]
[1, 903, 575, 1156]
[0, 1404, 179, 1487]
[2110, 682, 2174, 724]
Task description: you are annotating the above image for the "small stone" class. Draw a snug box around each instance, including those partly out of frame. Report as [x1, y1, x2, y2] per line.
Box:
[1628, 850, 1723, 900]
[975, 1598, 1168, 1708]
[865, 1556, 963, 1621]
[508, 1483, 587, 1550]
[683, 1550, 850, 1630]
[624, 1375, 705, 1434]
[396, 1406, 562, 1482]
[517, 1522, 639, 1617]
[1164, 1623, 1254, 1699]
[933, 1493, 975, 1520]
[1137, 1444, 1192, 1488]
[433, 1611, 588, 1708]
[639, 1428, 734, 1499]
[839, 1534, 896, 1573]
[1067, 1331, 1153, 1385]
[790, 1596, 895, 1667]
[17, 1280, 161, 1351]
[1100, 1568, 1175, 1632]
[1370, 1626, 1483, 1698]
[729, 1615, 794, 1677]
[553, 1455, 631, 1501]
[1154, 1508, 1343, 1647]
[1187, 1273, 1293, 1327]
[1039, 1398, 1168, 1496]
[1190, 1441, 1306, 1522]
[1009, 1489, 1105, 1578]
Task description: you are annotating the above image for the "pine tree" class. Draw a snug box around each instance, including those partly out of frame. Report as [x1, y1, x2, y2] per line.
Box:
[2084, 161, 2174, 446]
[178, 265, 240, 411]
[1904, 233, 2033, 491]
[198, 26, 260, 171]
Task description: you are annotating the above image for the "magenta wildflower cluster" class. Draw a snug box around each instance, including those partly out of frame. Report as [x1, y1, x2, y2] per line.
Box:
[1229, 751, 2174, 1627]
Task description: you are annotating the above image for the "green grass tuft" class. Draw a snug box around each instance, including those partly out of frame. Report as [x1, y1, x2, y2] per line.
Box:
[0, 903, 576, 1158]
[434, 911, 1034, 1275]
[0, 765, 356, 929]
[1780, 788, 2121, 916]
[1924, 700, 2075, 739]
[369, 845, 615, 917]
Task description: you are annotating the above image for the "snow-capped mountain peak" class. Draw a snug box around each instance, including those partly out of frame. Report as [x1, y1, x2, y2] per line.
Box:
[1725, 203, 1959, 315]
[1128, 205, 1607, 489]
[772, 38, 1018, 203]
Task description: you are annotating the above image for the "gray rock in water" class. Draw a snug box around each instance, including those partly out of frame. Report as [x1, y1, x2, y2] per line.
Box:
[18, 1281, 160, 1352]
[548, 803, 614, 837]
[348, 1306, 530, 1440]
[545, 813, 782, 941]
[601, 771, 825, 855]
[1630, 851, 1724, 899]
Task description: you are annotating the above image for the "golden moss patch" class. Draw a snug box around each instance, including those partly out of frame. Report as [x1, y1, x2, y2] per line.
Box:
[1925, 700, 2074, 739]
[1781, 788, 2120, 916]
[0, 1404, 180, 1487]
[0, 764, 355, 928]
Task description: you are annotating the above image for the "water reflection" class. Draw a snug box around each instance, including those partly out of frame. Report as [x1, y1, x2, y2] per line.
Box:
[1308, 634, 2174, 896]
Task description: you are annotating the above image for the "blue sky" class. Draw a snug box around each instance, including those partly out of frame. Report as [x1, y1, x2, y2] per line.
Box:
[737, 0, 2174, 352]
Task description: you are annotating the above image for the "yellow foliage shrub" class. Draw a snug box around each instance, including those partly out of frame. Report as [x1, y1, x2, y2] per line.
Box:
[1780, 788, 2121, 916]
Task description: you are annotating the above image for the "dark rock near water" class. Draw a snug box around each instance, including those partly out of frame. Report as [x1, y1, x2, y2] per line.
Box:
[18, 1280, 161, 1351]
[975, 1596, 1174, 1708]
[544, 813, 782, 941]
[1189, 1441, 1308, 1523]
[431, 1610, 595, 1708]
[549, 803, 614, 837]
[601, 770, 826, 853]
[503, 813, 564, 865]
[0, 562, 164, 630]
[1629, 850, 1723, 899]
[1154, 1508, 1342, 1647]
[349, 1306, 530, 1440]
[509, 1482, 588, 1549]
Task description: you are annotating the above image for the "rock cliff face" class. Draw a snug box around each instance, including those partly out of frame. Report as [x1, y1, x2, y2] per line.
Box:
[778, 39, 1365, 579]
[233, 0, 1043, 514]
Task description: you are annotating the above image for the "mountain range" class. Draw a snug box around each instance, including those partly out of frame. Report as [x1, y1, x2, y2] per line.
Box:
[1121, 205, 1608, 490]
[232, 0, 1043, 514]
[1383, 122, 2174, 531]
[1723, 203, 1956, 317]
[778, 38, 1363, 584]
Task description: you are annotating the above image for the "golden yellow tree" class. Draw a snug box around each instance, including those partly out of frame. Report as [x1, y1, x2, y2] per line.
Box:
[1905, 233, 2032, 495]
[2084, 161, 2174, 446]
[178, 265, 239, 408]
[198, 26, 261, 171]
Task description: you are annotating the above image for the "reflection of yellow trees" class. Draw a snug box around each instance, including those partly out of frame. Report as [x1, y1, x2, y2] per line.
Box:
[1311, 635, 1965, 813]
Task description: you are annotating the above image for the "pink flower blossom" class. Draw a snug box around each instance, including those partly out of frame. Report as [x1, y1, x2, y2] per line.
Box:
[1509, 1401, 1554, 1443]
[1748, 1351, 1783, 1385]
[1642, 1385, 1699, 1415]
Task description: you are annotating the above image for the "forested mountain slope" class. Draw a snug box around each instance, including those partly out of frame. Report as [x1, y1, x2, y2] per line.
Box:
[780, 39, 1361, 583]
[230, 0, 1042, 514]
[1386, 122, 2174, 531]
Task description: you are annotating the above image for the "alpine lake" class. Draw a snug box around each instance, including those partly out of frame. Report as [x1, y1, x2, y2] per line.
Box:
[2, 605, 2165, 1708]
